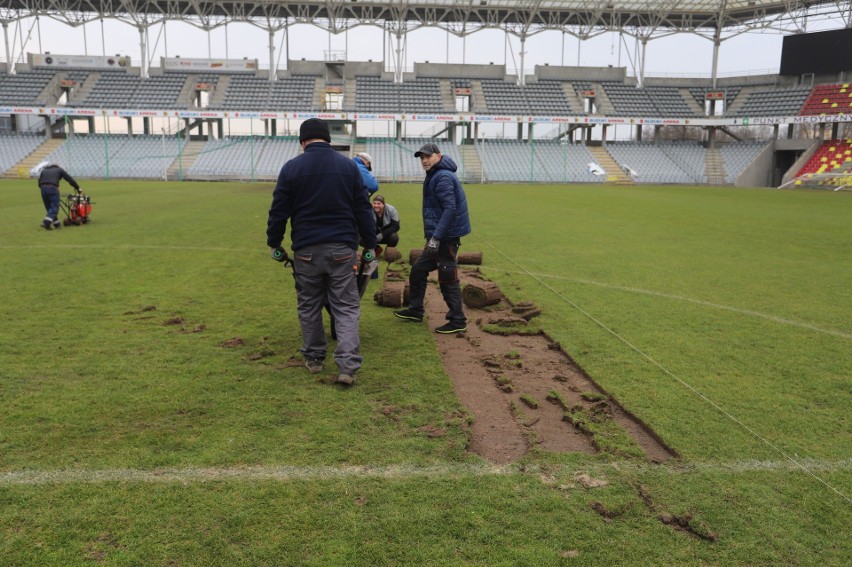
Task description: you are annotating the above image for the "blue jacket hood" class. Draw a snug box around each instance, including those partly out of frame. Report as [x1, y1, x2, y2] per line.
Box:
[431, 155, 458, 174]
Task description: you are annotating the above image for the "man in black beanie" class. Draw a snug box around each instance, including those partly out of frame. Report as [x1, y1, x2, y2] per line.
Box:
[267, 118, 377, 386]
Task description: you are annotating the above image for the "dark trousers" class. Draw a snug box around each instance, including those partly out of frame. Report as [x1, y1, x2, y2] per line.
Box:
[408, 237, 465, 324]
[382, 232, 400, 247]
[40, 185, 60, 223]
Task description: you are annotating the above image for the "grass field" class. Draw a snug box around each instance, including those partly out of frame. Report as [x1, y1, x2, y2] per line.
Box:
[1, 178, 849, 565]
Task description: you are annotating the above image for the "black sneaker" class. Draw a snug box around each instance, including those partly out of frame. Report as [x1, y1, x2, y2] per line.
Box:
[435, 321, 467, 334]
[393, 309, 423, 322]
[40, 220, 52, 230]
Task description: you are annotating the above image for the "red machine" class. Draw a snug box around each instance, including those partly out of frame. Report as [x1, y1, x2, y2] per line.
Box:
[61, 192, 93, 226]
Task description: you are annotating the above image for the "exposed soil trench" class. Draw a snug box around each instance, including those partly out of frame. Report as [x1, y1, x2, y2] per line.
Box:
[418, 268, 677, 464]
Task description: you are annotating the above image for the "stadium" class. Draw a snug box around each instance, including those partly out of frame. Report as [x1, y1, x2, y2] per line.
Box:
[0, 0, 850, 187]
[1, 1, 850, 565]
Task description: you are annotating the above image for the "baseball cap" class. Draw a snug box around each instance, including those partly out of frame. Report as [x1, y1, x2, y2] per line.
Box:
[414, 143, 440, 157]
[357, 152, 373, 170]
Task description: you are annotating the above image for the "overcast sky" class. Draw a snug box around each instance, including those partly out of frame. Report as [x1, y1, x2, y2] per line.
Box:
[14, 16, 841, 78]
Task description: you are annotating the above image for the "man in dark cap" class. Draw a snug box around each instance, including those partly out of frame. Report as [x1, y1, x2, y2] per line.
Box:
[37, 162, 80, 230]
[267, 118, 377, 386]
[393, 143, 471, 334]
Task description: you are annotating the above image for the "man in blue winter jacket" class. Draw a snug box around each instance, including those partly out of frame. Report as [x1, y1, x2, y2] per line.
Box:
[353, 152, 379, 195]
[394, 143, 471, 334]
[267, 118, 377, 386]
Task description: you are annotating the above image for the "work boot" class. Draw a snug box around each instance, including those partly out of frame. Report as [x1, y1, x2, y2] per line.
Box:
[435, 321, 467, 334]
[305, 358, 324, 374]
[336, 373, 356, 386]
[52, 222, 61, 230]
[40, 220, 52, 230]
[393, 308, 423, 322]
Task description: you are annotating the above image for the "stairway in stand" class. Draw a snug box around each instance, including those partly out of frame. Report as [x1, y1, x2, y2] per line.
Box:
[3, 138, 64, 179]
[458, 144, 482, 184]
[587, 146, 633, 185]
[704, 148, 727, 185]
[166, 141, 207, 180]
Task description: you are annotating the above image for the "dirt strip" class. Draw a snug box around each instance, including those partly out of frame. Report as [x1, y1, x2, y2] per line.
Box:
[422, 270, 677, 464]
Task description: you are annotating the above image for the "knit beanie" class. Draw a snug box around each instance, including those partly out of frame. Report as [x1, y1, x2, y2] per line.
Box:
[299, 118, 331, 143]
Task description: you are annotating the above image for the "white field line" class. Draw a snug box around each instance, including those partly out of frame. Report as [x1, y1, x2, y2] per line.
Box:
[2, 459, 850, 486]
[507, 270, 851, 340]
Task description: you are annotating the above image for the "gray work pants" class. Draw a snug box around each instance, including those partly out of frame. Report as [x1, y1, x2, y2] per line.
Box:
[293, 243, 363, 375]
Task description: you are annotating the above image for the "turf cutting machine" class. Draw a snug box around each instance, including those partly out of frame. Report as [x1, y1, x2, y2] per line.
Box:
[61, 191, 93, 226]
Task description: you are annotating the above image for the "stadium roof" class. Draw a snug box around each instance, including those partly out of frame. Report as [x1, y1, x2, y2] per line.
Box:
[0, 1, 848, 38]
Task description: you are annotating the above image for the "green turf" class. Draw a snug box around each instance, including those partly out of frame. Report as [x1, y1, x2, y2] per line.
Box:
[1, 179, 849, 565]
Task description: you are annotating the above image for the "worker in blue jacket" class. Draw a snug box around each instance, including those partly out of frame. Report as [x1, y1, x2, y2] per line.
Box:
[353, 152, 379, 195]
[394, 143, 471, 334]
[267, 118, 377, 386]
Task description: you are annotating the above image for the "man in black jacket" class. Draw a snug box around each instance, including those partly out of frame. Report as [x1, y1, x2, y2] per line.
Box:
[267, 118, 377, 386]
[38, 163, 80, 230]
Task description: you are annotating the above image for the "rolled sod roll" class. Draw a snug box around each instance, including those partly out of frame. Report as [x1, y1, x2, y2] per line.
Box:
[462, 281, 502, 308]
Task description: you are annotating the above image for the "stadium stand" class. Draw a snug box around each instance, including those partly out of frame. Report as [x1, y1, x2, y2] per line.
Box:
[524, 80, 576, 115]
[188, 138, 258, 178]
[40, 134, 185, 178]
[727, 85, 812, 116]
[606, 142, 699, 184]
[527, 140, 605, 182]
[0, 68, 55, 105]
[796, 139, 852, 177]
[600, 82, 658, 117]
[658, 141, 709, 182]
[1, 57, 849, 187]
[718, 141, 768, 184]
[799, 84, 852, 116]
[365, 137, 463, 181]
[688, 86, 742, 113]
[0, 133, 44, 174]
[187, 136, 302, 179]
[479, 79, 530, 114]
[209, 74, 318, 111]
[644, 86, 699, 117]
[355, 76, 446, 113]
[128, 73, 188, 109]
[475, 139, 603, 183]
[254, 137, 302, 177]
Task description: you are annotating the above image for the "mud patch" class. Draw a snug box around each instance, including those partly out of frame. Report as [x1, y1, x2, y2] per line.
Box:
[421, 269, 677, 464]
[637, 484, 717, 542]
[221, 337, 245, 348]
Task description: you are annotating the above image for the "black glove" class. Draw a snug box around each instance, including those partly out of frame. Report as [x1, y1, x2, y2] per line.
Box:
[271, 246, 293, 267]
[425, 237, 440, 258]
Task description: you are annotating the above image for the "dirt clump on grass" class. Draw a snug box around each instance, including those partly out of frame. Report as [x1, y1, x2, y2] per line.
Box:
[419, 268, 677, 464]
